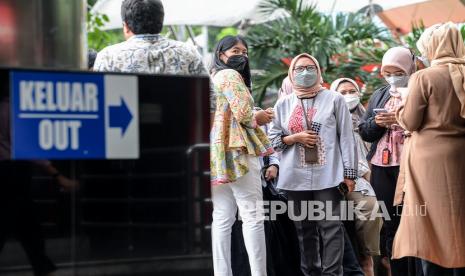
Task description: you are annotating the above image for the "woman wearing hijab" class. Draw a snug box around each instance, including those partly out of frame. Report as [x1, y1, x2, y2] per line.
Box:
[269, 53, 357, 275]
[358, 46, 416, 276]
[331, 78, 382, 276]
[210, 35, 274, 276]
[392, 22, 465, 275]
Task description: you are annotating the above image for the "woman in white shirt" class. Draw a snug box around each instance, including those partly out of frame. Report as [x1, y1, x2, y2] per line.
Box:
[269, 53, 357, 275]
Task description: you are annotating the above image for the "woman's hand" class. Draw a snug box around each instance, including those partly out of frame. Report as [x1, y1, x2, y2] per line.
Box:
[284, 130, 318, 148]
[265, 165, 278, 181]
[375, 112, 398, 128]
[344, 178, 356, 193]
[255, 108, 274, 126]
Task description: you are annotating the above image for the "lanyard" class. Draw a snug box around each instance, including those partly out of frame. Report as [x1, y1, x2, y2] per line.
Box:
[299, 97, 316, 131]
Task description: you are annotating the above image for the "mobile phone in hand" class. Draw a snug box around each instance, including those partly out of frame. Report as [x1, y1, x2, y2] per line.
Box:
[373, 108, 388, 115]
[338, 182, 349, 196]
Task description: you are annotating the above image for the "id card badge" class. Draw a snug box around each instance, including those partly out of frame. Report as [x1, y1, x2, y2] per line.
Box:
[382, 148, 391, 165]
[305, 146, 319, 164]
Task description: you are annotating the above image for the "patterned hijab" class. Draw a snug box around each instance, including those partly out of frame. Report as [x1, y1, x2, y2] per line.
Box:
[288, 53, 323, 98]
[417, 22, 465, 118]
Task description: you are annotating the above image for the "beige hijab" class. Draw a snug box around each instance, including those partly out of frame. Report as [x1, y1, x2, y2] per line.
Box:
[417, 22, 465, 118]
[288, 53, 323, 98]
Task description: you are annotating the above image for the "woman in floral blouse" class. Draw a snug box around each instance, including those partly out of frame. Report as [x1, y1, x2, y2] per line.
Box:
[210, 36, 274, 276]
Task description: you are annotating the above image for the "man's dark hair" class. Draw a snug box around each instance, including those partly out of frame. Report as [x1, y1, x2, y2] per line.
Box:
[121, 0, 164, 34]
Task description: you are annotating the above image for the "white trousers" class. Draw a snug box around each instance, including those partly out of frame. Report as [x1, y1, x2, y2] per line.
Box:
[211, 155, 267, 276]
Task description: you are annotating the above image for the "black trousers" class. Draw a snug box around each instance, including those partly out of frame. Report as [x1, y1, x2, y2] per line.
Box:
[287, 187, 344, 276]
[421, 260, 465, 276]
[371, 165, 408, 276]
[0, 161, 56, 276]
[342, 229, 364, 276]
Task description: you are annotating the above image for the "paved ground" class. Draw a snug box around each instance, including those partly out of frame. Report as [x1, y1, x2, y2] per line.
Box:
[0, 252, 213, 276]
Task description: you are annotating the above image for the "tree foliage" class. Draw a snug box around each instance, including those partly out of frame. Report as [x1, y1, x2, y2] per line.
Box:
[246, 0, 394, 104]
[87, 1, 124, 51]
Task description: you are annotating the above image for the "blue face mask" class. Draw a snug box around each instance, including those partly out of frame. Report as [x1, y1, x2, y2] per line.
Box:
[294, 70, 318, 88]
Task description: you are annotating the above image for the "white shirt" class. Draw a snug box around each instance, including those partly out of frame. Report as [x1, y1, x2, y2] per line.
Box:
[269, 90, 358, 191]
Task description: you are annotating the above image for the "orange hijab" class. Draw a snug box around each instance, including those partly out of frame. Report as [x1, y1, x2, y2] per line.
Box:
[288, 53, 323, 98]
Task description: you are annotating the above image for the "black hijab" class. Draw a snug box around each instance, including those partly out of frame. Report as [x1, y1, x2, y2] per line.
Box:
[211, 35, 252, 90]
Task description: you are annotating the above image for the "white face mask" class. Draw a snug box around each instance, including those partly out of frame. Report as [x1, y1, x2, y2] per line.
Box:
[344, 94, 360, 110]
[385, 75, 409, 88]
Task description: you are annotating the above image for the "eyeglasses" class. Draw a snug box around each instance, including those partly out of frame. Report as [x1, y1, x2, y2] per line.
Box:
[294, 65, 317, 73]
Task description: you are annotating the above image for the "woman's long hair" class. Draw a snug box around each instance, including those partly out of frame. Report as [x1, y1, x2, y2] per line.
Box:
[210, 35, 252, 90]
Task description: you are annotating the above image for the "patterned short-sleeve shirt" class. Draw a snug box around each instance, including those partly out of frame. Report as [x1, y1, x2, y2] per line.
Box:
[93, 34, 215, 112]
[93, 34, 207, 76]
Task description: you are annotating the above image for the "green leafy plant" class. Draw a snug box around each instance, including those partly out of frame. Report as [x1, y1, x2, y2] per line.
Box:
[246, 0, 394, 105]
[87, 4, 124, 51]
[461, 24, 465, 42]
[327, 42, 387, 102]
[216, 27, 239, 42]
[404, 21, 425, 53]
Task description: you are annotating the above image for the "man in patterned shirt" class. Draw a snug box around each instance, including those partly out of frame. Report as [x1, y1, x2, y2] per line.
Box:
[94, 0, 206, 75]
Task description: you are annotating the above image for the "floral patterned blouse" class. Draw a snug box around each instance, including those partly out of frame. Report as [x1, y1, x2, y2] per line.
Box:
[210, 69, 273, 185]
